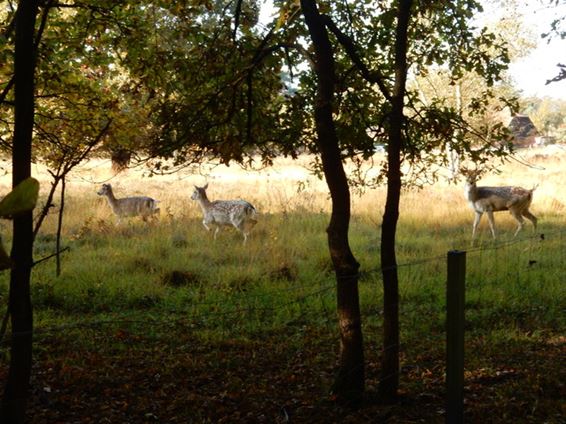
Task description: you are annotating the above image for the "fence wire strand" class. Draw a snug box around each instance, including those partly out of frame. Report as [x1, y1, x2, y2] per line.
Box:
[2, 227, 565, 343]
[1, 227, 564, 399]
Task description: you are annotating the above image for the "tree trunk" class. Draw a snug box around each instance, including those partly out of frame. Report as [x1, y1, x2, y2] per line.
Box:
[300, 0, 364, 403]
[1, 1, 39, 422]
[56, 176, 65, 276]
[448, 81, 462, 181]
[379, 0, 412, 403]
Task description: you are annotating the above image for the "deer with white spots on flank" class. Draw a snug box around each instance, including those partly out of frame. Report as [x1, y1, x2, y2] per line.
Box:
[191, 183, 257, 244]
[461, 168, 537, 240]
[97, 183, 160, 223]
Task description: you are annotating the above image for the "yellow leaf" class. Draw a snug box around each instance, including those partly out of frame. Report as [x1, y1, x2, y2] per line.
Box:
[0, 177, 40, 219]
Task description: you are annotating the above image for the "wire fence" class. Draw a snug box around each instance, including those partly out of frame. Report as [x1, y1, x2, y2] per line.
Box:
[2, 228, 564, 338]
[0, 228, 564, 410]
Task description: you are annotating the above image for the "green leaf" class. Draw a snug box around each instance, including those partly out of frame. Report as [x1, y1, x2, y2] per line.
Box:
[0, 177, 40, 218]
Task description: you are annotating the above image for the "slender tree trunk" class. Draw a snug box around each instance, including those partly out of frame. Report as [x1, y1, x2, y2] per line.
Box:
[300, 0, 364, 403]
[56, 176, 65, 276]
[33, 173, 60, 239]
[1, 1, 39, 422]
[379, 0, 412, 403]
[448, 82, 462, 181]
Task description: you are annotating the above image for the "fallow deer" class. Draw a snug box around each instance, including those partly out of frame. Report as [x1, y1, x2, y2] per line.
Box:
[191, 183, 257, 244]
[461, 168, 537, 239]
[97, 183, 160, 223]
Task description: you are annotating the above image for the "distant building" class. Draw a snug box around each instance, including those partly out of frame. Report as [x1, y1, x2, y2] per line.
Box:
[508, 115, 538, 148]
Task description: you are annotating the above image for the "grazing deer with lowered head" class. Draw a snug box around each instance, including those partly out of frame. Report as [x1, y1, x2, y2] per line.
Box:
[461, 168, 537, 240]
[97, 183, 160, 223]
[191, 183, 257, 244]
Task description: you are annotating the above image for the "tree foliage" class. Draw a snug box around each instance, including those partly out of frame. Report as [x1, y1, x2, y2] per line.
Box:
[523, 96, 566, 140]
[1, 0, 519, 175]
[0, 0, 522, 412]
[543, 0, 566, 83]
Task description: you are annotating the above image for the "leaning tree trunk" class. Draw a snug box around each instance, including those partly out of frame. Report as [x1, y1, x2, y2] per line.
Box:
[1, 0, 39, 422]
[379, 0, 412, 403]
[300, 0, 364, 403]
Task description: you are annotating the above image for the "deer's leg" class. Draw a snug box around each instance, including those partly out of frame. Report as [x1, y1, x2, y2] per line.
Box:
[240, 220, 256, 235]
[236, 220, 255, 245]
[472, 211, 482, 239]
[522, 209, 537, 231]
[486, 210, 496, 238]
[509, 208, 525, 237]
[213, 226, 220, 240]
[239, 227, 248, 244]
[230, 220, 244, 242]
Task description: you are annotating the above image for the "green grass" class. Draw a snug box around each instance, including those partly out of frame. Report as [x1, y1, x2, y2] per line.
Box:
[2, 206, 561, 341]
[0, 155, 564, 421]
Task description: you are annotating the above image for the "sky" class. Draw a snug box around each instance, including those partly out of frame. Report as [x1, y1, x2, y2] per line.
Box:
[258, 1, 566, 100]
[501, 2, 566, 100]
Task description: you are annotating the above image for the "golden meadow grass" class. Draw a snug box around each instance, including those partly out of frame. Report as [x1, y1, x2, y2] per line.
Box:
[0, 148, 564, 424]
[2, 145, 563, 236]
[0, 146, 564, 335]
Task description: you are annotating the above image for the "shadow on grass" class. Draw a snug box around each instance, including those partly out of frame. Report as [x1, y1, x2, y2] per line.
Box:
[4, 321, 561, 423]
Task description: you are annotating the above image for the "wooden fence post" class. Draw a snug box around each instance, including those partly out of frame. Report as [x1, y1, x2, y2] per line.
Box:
[446, 250, 466, 423]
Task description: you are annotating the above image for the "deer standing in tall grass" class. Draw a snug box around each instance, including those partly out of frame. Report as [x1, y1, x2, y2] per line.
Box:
[97, 183, 160, 223]
[461, 168, 537, 240]
[191, 183, 257, 244]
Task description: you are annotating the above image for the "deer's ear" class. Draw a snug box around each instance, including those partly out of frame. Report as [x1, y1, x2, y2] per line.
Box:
[203, 183, 209, 190]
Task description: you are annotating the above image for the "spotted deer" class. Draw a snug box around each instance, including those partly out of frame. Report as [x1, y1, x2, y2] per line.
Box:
[461, 168, 537, 239]
[191, 183, 257, 244]
[97, 183, 160, 223]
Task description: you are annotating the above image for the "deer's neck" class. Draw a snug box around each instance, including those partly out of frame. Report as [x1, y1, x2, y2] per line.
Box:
[465, 182, 478, 202]
[104, 190, 118, 206]
[196, 195, 212, 211]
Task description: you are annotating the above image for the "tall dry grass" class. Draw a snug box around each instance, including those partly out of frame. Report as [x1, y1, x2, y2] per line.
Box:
[0, 147, 559, 306]
[0, 147, 562, 393]
[2, 145, 562, 240]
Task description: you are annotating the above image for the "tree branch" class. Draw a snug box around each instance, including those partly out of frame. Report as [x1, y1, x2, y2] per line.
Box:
[232, 0, 243, 41]
[546, 63, 566, 85]
[0, 77, 15, 106]
[320, 14, 393, 102]
[32, 247, 70, 268]
[1, 2, 53, 107]
[32, 119, 112, 238]
[35, 0, 55, 50]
